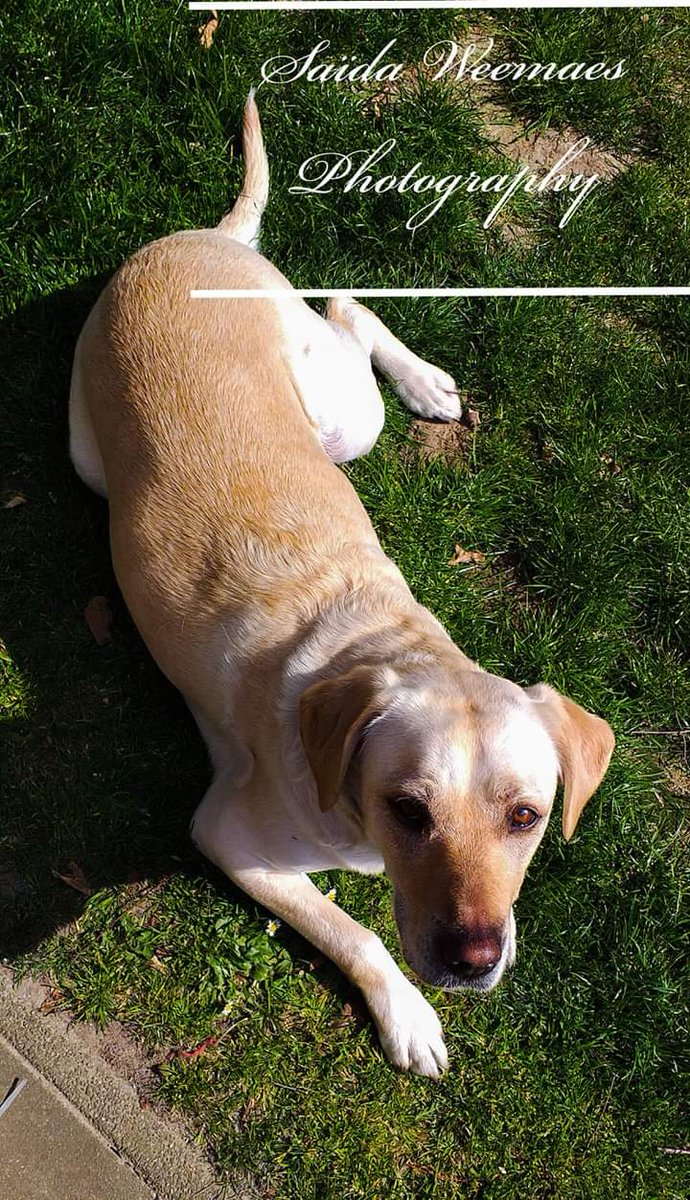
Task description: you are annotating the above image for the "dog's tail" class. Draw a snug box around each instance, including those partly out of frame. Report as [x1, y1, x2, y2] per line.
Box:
[217, 90, 269, 248]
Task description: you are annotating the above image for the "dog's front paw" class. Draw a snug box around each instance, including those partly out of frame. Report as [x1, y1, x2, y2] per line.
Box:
[369, 974, 448, 1079]
[393, 360, 462, 422]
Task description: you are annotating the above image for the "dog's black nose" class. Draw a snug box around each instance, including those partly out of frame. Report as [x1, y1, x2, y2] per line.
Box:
[437, 930, 501, 981]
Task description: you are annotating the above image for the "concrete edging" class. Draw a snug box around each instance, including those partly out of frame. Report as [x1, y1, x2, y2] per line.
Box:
[0, 969, 227, 1200]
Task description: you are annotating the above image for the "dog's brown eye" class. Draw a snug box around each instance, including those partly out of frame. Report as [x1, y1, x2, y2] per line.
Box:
[389, 796, 429, 830]
[510, 806, 539, 830]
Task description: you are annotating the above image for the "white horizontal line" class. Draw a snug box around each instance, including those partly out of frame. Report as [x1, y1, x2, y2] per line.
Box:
[190, 3, 690, 10]
[191, 287, 690, 298]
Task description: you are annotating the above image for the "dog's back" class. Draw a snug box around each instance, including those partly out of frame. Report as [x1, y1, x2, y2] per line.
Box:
[69, 104, 379, 699]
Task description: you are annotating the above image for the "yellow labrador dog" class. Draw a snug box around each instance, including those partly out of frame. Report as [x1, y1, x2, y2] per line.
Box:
[70, 96, 614, 1078]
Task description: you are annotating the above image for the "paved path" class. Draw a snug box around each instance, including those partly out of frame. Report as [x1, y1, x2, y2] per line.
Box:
[0, 1033, 154, 1200]
[0, 969, 230, 1200]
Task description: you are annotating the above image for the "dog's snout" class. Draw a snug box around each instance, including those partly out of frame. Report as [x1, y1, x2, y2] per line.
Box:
[437, 929, 502, 982]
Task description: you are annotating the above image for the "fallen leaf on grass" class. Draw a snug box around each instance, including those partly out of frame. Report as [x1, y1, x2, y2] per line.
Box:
[600, 453, 622, 477]
[332, 1002, 355, 1031]
[84, 595, 113, 644]
[40, 987, 64, 1014]
[55, 861, 92, 896]
[333, 995, 368, 1029]
[448, 544, 486, 567]
[170, 1035, 218, 1062]
[197, 12, 218, 50]
[149, 955, 168, 974]
[465, 408, 481, 429]
[2, 493, 27, 509]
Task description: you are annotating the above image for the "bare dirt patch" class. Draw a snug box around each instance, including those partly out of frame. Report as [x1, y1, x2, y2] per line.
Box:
[663, 757, 690, 800]
[599, 309, 665, 359]
[357, 18, 631, 185]
[408, 417, 475, 465]
[477, 100, 630, 182]
[354, 16, 634, 248]
[453, 19, 632, 182]
[72, 1009, 164, 1105]
[653, 747, 690, 850]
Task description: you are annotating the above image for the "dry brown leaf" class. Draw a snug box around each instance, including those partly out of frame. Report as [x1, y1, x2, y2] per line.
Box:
[84, 595, 113, 644]
[150, 954, 168, 974]
[2, 493, 27, 509]
[332, 1001, 356, 1030]
[449, 544, 486, 567]
[600, 453, 622, 477]
[465, 408, 481, 429]
[198, 12, 218, 50]
[172, 1035, 218, 1061]
[55, 862, 92, 896]
[40, 987, 64, 1014]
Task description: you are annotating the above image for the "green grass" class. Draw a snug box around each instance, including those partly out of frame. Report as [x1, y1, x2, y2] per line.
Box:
[1, 3, 689, 1197]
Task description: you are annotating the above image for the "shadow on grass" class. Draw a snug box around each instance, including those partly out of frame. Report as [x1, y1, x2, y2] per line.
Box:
[0, 280, 371, 1028]
[0, 282, 395, 1077]
[0, 280, 217, 956]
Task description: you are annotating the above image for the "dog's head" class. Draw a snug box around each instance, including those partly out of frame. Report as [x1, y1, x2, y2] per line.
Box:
[300, 662, 614, 992]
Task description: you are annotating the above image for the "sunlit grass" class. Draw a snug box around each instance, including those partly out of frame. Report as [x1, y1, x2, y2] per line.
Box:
[1, 3, 689, 1197]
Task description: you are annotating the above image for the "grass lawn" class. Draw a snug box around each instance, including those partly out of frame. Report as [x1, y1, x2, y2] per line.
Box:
[2, 3, 689, 1197]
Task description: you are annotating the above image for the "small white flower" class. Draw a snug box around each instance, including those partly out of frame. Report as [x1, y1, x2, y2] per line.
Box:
[265, 919, 281, 937]
[221, 999, 234, 1017]
[325, 888, 337, 902]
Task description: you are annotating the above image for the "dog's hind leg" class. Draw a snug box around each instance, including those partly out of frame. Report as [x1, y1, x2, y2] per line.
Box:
[326, 297, 462, 422]
[69, 324, 108, 497]
[278, 299, 386, 464]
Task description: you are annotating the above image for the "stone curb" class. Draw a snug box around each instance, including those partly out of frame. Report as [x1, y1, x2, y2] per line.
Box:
[0, 969, 229, 1200]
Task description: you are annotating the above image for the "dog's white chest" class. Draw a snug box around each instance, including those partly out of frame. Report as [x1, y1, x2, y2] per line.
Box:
[274, 828, 385, 877]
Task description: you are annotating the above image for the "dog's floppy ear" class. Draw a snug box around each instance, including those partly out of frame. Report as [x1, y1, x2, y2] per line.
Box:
[526, 684, 615, 840]
[300, 665, 396, 812]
